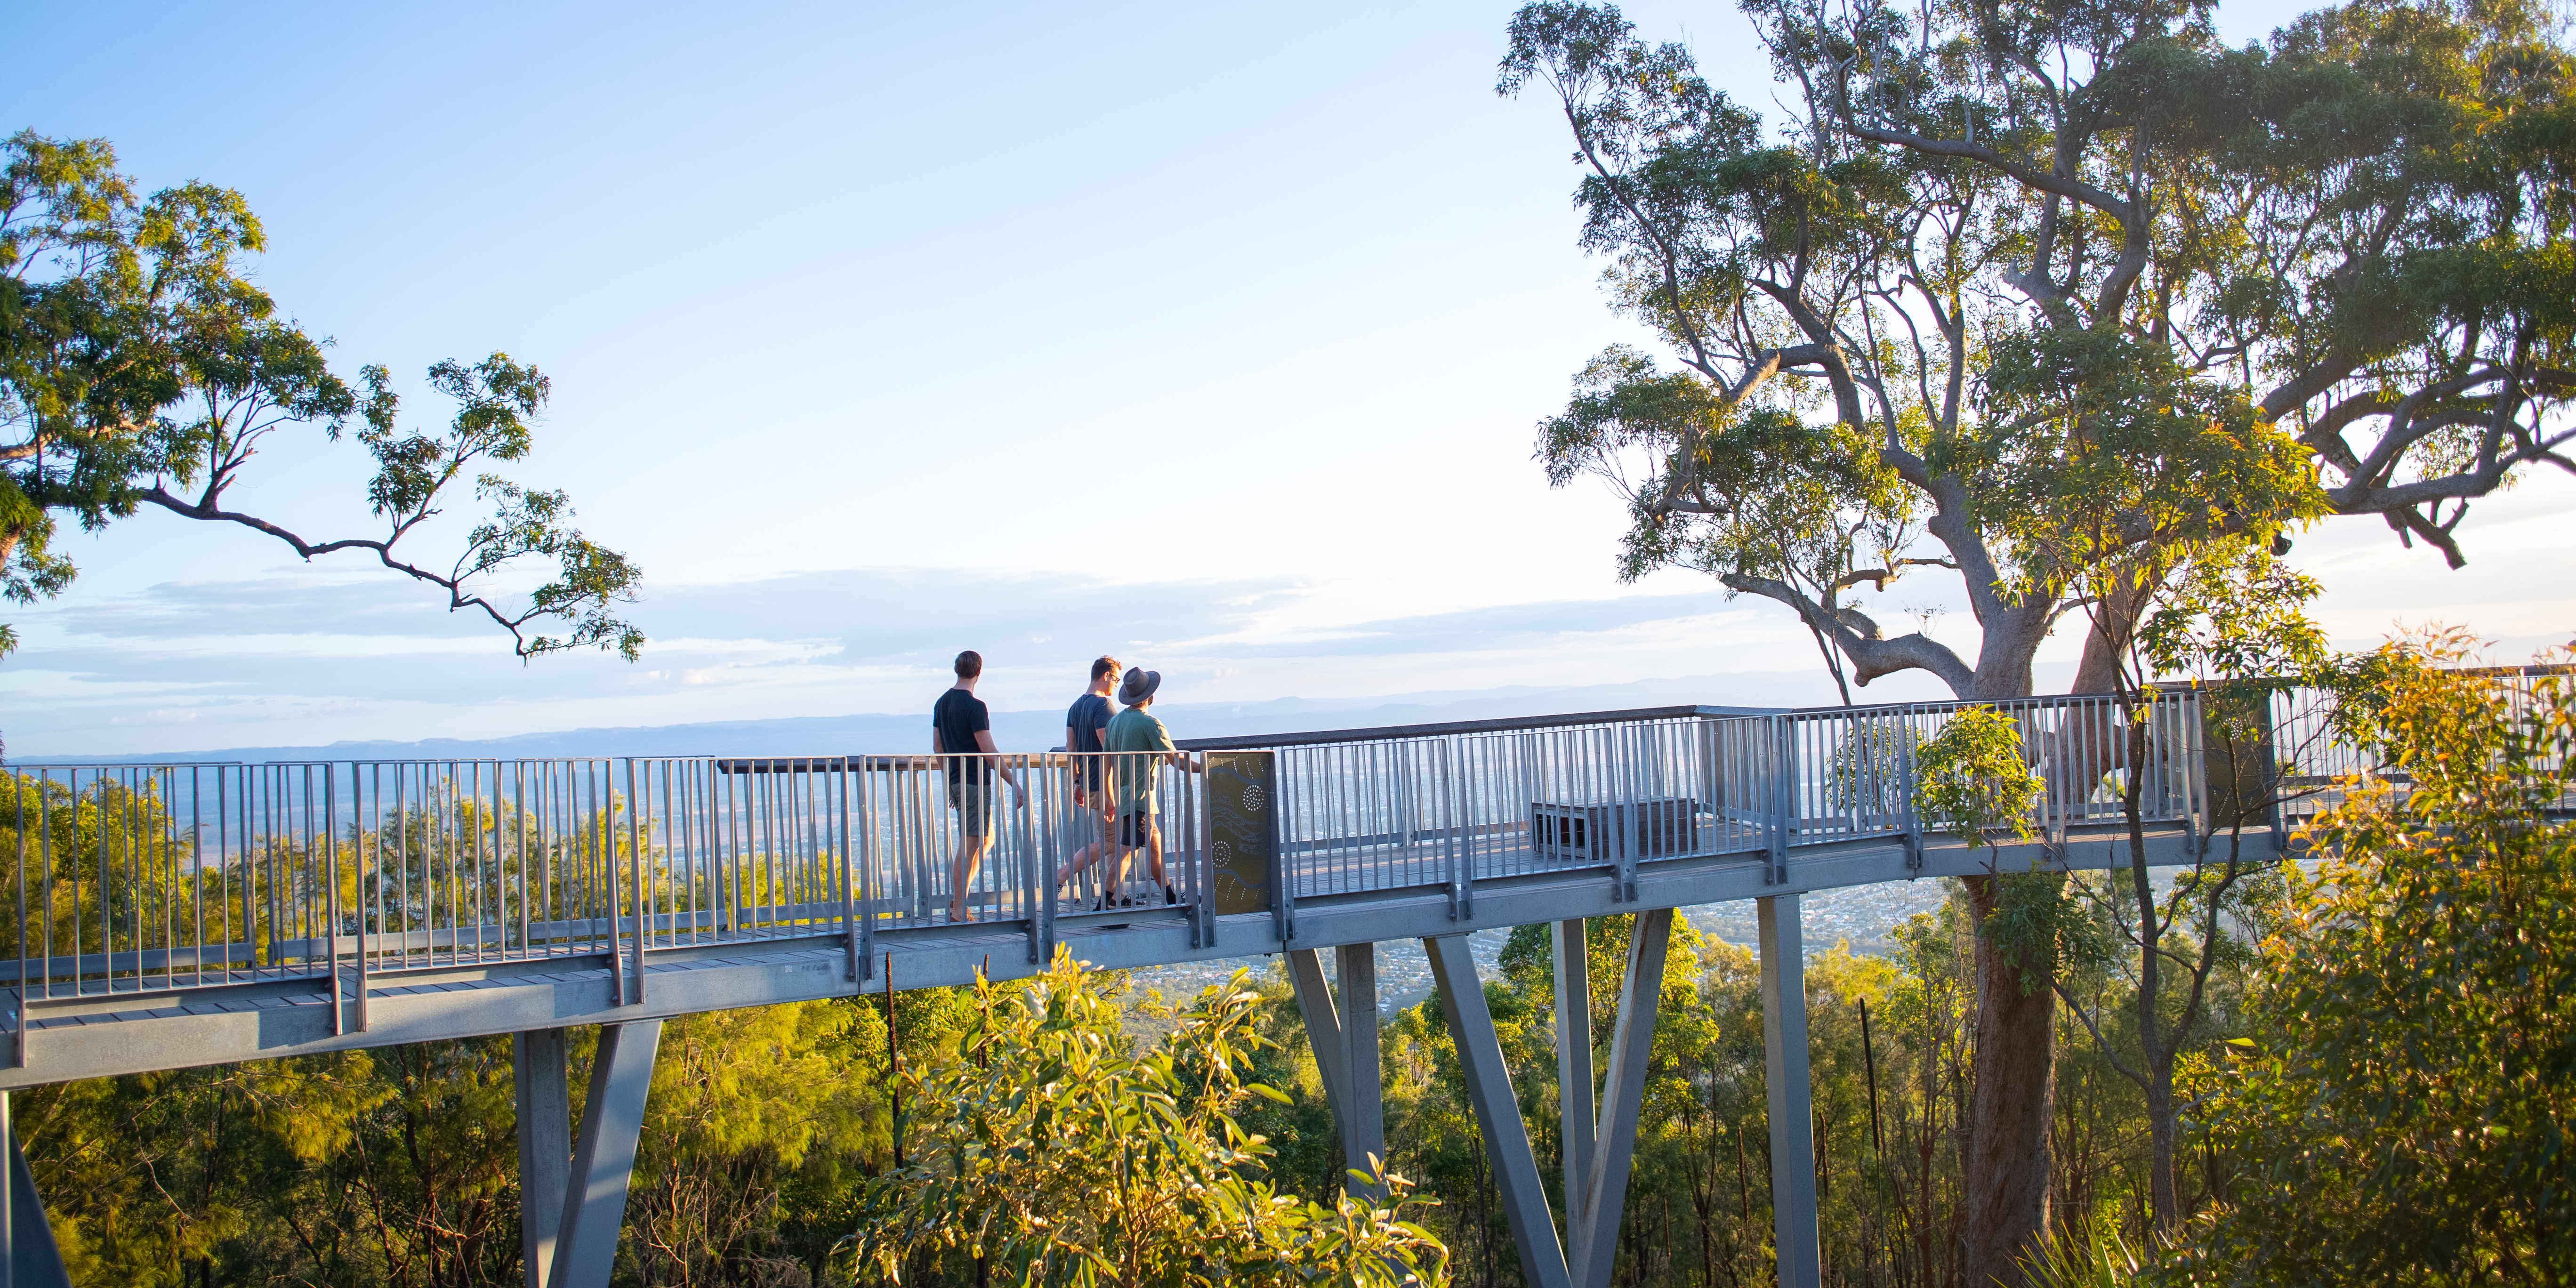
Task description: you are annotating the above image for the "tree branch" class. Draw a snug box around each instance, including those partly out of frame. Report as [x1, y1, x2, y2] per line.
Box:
[1719, 570, 1977, 692]
[2052, 981, 2149, 1088]
[1844, 122, 2136, 223]
[138, 486, 555, 660]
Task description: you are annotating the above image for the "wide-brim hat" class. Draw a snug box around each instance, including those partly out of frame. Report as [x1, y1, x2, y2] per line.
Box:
[1119, 666, 1162, 706]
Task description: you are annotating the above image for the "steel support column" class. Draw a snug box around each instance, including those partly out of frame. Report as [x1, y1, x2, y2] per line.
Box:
[1334, 943, 1384, 1191]
[1286, 944, 1384, 1197]
[0, 1093, 69, 1288]
[1426, 934, 1571, 1288]
[1759, 895, 1822, 1288]
[1568, 908, 1672, 1287]
[1552, 918, 1594, 1215]
[515, 1029, 572, 1288]
[551, 1021, 663, 1288]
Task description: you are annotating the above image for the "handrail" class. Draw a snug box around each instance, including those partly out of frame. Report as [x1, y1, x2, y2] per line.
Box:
[1177, 705, 1786, 750]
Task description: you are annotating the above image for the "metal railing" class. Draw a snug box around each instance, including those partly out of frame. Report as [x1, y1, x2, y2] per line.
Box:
[0, 751, 1216, 1026]
[1235, 692, 2214, 933]
[11, 671, 2557, 1022]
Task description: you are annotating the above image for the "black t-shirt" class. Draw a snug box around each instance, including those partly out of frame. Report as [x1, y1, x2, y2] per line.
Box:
[1066, 692, 1111, 785]
[933, 687, 991, 783]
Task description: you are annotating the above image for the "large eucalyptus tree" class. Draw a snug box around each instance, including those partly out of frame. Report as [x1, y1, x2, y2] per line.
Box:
[1504, 0, 2572, 1278]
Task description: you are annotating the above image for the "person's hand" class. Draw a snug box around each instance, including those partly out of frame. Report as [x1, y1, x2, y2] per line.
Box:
[1012, 782, 1028, 810]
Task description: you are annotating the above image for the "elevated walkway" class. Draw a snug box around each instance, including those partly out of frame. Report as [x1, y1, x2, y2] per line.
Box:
[0, 822, 2211, 1085]
[0, 690, 2331, 1287]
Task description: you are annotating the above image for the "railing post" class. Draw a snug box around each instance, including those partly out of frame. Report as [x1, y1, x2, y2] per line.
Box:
[1448, 740, 1471, 920]
[625, 759, 646, 1006]
[603, 763, 626, 1010]
[324, 764, 345, 1037]
[1900, 709, 1924, 873]
[1015, 756, 1037, 964]
[1274, 752, 1297, 945]
[1769, 717, 1795, 885]
[2265, 687, 2289, 854]
[838, 762, 864, 982]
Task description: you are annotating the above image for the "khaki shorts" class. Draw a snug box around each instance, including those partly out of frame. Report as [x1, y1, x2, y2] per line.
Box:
[948, 780, 994, 838]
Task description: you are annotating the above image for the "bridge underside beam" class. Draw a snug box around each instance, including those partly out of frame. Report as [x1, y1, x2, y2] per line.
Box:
[1553, 918, 1594, 1221]
[1428, 908, 1722, 1288]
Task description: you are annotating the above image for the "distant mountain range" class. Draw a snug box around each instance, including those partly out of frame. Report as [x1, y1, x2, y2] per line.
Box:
[19, 668, 1972, 765]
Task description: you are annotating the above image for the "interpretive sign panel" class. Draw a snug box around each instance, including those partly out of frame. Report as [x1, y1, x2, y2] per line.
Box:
[1206, 751, 1276, 917]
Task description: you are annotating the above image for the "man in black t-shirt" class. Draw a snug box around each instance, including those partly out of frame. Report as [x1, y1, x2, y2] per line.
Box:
[1050, 655, 1121, 902]
[932, 649, 1023, 923]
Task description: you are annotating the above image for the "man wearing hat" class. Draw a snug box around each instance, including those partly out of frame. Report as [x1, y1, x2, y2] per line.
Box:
[1103, 665, 1201, 906]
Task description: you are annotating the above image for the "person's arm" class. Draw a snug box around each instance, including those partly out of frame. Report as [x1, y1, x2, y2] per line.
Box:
[1153, 723, 1202, 773]
[974, 729, 1026, 801]
[1154, 721, 1200, 767]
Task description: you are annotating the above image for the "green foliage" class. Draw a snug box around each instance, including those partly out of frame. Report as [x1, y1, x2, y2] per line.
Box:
[1913, 707, 2042, 857]
[0, 130, 640, 663]
[2174, 639, 2576, 1285]
[2140, 547, 2328, 712]
[839, 949, 1450, 1288]
[2021, 1220, 2146, 1288]
[628, 1000, 872, 1282]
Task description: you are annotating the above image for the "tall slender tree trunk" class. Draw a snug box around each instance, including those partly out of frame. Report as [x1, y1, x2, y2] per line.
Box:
[1941, 614, 2063, 1288]
[1959, 874, 2056, 1288]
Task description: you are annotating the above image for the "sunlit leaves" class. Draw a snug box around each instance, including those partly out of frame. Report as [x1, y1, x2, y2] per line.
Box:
[2178, 639, 2576, 1284]
[1915, 706, 2043, 858]
[841, 950, 1450, 1287]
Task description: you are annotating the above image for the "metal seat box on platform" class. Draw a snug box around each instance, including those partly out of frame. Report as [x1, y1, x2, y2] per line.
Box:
[1530, 799, 1699, 863]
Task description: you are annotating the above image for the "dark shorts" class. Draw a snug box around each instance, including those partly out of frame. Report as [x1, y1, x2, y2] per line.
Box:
[948, 781, 993, 838]
[1118, 811, 1157, 848]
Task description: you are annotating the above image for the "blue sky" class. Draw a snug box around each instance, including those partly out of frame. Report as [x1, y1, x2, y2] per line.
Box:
[5, 0, 2568, 757]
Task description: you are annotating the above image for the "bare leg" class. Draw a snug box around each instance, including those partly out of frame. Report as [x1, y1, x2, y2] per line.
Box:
[1053, 837, 1103, 888]
[1102, 838, 1131, 903]
[948, 833, 989, 922]
[1146, 819, 1168, 887]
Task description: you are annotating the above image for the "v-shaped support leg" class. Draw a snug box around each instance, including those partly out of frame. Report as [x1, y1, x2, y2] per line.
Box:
[1553, 919, 1594, 1223]
[1287, 944, 1383, 1197]
[0, 1093, 70, 1288]
[1565, 908, 1673, 1287]
[1430, 910, 1674, 1288]
[1426, 933, 1571, 1288]
[516, 1021, 663, 1288]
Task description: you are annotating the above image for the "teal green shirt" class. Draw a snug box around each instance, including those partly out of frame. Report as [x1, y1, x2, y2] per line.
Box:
[1105, 704, 1174, 814]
